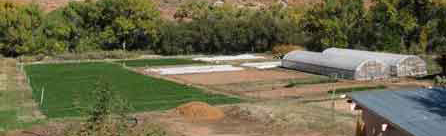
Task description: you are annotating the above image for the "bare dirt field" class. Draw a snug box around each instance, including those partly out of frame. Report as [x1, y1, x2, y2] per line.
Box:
[226, 80, 430, 99]
[5, 99, 355, 136]
[167, 69, 312, 85]
[135, 100, 354, 136]
[241, 82, 380, 99]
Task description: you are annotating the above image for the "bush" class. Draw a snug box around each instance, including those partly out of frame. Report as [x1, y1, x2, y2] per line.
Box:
[17, 55, 52, 63]
[434, 76, 446, 87]
[55, 50, 141, 60]
[272, 44, 305, 58]
[63, 81, 168, 136]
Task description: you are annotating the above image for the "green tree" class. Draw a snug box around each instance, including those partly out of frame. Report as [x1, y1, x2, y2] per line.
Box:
[53, 0, 161, 52]
[368, 0, 419, 52]
[301, 0, 367, 51]
[160, 1, 303, 55]
[45, 1, 101, 52]
[96, 0, 161, 50]
[0, 2, 62, 56]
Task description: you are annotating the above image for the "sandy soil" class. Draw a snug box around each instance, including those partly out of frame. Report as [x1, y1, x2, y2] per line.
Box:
[136, 105, 325, 136]
[309, 99, 353, 113]
[168, 69, 311, 85]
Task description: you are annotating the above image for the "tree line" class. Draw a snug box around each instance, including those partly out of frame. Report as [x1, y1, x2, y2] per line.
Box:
[1, 0, 446, 57]
[303, 0, 446, 56]
[0, 0, 304, 57]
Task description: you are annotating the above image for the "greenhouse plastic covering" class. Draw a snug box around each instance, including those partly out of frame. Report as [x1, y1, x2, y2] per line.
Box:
[193, 54, 265, 62]
[146, 65, 244, 75]
[241, 61, 281, 69]
[323, 48, 414, 66]
[283, 51, 381, 71]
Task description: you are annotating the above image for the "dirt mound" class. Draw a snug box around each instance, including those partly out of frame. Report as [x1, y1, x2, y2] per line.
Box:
[175, 101, 224, 121]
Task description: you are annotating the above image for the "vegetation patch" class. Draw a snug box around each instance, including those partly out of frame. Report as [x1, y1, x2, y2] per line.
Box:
[116, 58, 205, 67]
[0, 59, 42, 132]
[284, 76, 337, 88]
[327, 85, 387, 94]
[25, 62, 241, 118]
[0, 110, 17, 130]
[422, 55, 442, 75]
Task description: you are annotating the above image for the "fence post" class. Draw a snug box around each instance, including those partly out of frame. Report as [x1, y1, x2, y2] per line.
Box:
[40, 87, 45, 106]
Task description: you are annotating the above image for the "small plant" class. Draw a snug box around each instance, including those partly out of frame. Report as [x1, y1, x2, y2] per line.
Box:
[434, 75, 446, 87]
[65, 81, 167, 136]
[56, 50, 140, 60]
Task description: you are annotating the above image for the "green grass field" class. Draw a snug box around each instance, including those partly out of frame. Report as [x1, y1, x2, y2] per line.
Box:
[115, 58, 205, 67]
[25, 62, 241, 118]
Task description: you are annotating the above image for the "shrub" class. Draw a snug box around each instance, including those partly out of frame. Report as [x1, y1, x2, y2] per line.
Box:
[17, 54, 52, 63]
[272, 44, 305, 58]
[55, 50, 141, 60]
[64, 81, 168, 136]
[434, 75, 446, 87]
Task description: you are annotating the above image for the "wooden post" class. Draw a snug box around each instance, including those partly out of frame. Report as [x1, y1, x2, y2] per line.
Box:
[40, 87, 45, 106]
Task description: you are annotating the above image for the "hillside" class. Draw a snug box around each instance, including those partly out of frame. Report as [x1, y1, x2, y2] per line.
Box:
[0, 0, 320, 18]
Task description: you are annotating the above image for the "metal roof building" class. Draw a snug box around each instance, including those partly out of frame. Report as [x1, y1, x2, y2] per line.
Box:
[349, 87, 446, 136]
[323, 48, 427, 77]
[282, 51, 389, 80]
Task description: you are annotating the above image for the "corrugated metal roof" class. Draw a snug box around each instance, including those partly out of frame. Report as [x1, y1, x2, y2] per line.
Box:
[350, 88, 446, 136]
[283, 51, 381, 71]
[323, 48, 417, 66]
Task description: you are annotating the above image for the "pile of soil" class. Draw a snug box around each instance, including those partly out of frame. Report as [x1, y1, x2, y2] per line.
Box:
[175, 101, 225, 121]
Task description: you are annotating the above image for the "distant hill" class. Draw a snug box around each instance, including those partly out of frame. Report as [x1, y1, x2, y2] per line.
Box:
[0, 0, 320, 18]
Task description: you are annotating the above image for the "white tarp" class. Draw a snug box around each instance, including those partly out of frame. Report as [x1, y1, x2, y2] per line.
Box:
[192, 54, 265, 62]
[146, 65, 244, 75]
[241, 61, 282, 69]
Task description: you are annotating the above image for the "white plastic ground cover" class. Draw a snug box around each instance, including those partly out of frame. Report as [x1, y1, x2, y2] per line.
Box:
[146, 65, 244, 75]
[192, 54, 265, 62]
[241, 61, 282, 69]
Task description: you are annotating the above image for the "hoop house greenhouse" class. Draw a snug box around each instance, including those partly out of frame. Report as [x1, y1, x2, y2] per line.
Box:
[322, 48, 427, 77]
[282, 51, 389, 80]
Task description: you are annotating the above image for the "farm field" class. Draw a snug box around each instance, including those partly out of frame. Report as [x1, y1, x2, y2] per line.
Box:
[115, 58, 205, 67]
[3, 55, 435, 136]
[167, 69, 313, 85]
[24, 62, 241, 118]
